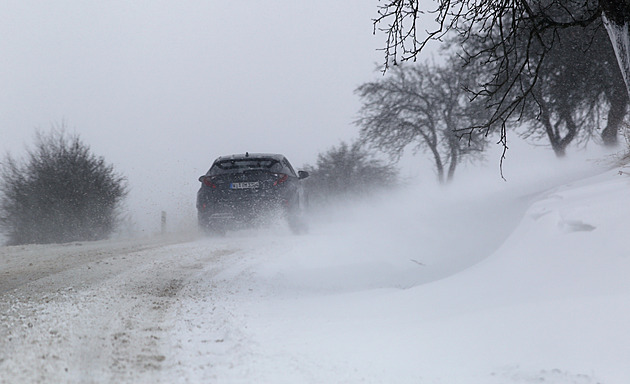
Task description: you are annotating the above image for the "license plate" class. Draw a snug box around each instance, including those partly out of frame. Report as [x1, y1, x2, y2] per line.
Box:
[230, 181, 260, 189]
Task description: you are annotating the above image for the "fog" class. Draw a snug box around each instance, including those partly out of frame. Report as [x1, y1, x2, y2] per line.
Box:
[0, 1, 391, 233]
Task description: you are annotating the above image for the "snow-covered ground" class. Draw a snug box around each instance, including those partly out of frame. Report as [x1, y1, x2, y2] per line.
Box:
[1, 149, 630, 383]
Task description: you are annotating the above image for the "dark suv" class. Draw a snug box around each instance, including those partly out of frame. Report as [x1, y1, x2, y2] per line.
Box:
[196, 153, 309, 234]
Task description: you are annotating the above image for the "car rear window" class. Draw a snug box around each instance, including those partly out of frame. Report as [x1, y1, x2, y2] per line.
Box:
[208, 159, 284, 175]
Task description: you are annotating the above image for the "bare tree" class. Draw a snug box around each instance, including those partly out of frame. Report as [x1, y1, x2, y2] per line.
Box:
[503, 19, 628, 154]
[303, 141, 398, 206]
[355, 61, 487, 183]
[373, 0, 630, 165]
[0, 130, 128, 245]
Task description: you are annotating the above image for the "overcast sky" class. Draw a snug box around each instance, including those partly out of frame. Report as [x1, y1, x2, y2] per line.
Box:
[1, 1, 396, 231]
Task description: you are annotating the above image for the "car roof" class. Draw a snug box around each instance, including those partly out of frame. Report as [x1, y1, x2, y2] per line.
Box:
[214, 153, 286, 162]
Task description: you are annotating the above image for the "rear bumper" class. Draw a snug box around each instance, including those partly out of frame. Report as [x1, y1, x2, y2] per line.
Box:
[197, 197, 292, 226]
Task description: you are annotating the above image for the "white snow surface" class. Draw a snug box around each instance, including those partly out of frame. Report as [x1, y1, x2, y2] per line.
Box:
[2, 152, 630, 383]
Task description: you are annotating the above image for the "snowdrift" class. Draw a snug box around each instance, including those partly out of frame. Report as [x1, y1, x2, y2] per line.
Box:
[204, 164, 630, 383]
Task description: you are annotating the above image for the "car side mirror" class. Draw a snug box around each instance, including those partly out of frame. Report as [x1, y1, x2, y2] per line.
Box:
[298, 171, 309, 180]
[198, 175, 206, 182]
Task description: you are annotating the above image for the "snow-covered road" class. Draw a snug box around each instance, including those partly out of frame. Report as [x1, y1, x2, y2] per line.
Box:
[0, 235, 216, 382]
[2, 160, 630, 383]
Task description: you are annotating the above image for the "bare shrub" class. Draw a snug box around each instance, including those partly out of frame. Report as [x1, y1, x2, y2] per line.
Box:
[0, 130, 128, 245]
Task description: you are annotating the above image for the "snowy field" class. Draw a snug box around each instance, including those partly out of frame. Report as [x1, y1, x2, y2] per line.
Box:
[1, 149, 630, 383]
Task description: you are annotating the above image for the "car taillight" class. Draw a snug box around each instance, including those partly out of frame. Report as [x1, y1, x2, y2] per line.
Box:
[202, 176, 217, 188]
[273, 173, 288, 186]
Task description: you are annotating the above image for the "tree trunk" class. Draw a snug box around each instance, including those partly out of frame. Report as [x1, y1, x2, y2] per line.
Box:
[428, 144, 445, 184]
[539, 99, 567, 157]
[601, 3, 630, 102]
[601, 83, 628, 146]
[557, 108, 578, 155]
[446, 142, 458, 183]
